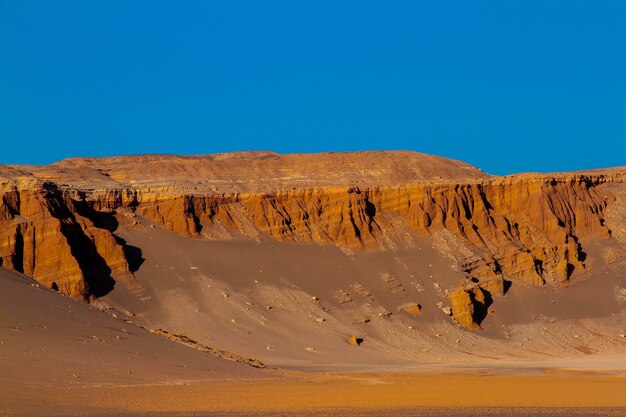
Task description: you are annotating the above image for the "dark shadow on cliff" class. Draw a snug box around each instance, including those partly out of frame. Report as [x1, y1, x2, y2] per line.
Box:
[503, 280, 512, 295]
[59, 219, 116, 297]
[13, 225, 25, 273]
[114, 236, 144, 273]
[574, 242, 587, 263]
[470, 288, 494, 326]
[364, 200, 376, 219]
[42, 184, 117, 297]
[72, 198, 145, 275]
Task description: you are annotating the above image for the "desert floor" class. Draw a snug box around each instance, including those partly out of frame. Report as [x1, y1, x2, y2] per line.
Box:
[3, 368, 626, 417]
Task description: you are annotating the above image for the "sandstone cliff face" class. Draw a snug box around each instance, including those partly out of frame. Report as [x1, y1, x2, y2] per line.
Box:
[0, 152, 623, 330]
[0, 181, 133, 300]
[133, 174, 616, 287]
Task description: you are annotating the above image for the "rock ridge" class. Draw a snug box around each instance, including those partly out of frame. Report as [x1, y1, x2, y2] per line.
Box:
[1, 152, 624, 329]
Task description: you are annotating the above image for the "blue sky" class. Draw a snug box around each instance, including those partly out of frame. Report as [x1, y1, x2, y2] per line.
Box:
[1, 1, 625, 174]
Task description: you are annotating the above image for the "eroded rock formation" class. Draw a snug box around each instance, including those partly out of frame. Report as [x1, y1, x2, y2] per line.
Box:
[0, 179, 135, 300]
[1, 152, 623, 330]
[447, 278, 504, 330]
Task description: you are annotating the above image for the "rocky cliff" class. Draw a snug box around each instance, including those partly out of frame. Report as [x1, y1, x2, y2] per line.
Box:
[1, 152, 624, 328]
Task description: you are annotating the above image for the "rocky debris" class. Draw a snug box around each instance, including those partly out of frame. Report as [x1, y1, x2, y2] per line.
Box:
[437, 301, 453, 316]
[351, 282, 374, 301]
[334, 290, 353, 304]
[347, 334, 364, 346]
[381, 273, 406, 296]
[400, 303, 422, 316]
[150, 328, 272, 369]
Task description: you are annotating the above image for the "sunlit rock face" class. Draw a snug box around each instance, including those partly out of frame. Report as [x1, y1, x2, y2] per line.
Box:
[1, 151, 624, 329]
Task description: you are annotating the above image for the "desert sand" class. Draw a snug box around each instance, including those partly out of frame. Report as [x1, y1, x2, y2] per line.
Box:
[1, 151, 625, 416]
[5, 373, 626, 416]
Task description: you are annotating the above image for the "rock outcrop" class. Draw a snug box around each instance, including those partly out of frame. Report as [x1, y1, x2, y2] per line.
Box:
[347, 334, 364, 346]
[448, 278, 504, 330]
[1, 152, 624, 325]
[0, 177, 134, 300]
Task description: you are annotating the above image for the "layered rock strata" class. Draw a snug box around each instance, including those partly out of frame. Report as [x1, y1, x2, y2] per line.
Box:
[0, 152, 623, 330]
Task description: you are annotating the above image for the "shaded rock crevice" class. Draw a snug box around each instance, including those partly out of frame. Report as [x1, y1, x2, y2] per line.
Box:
[0, 183, 137, 300]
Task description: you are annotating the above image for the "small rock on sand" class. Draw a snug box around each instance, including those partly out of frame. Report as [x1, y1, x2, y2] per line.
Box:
[347, 335, 363, 346]
[400, 303, 422, 316]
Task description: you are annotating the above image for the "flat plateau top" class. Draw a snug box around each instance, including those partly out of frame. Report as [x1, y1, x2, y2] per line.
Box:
[1, 150, 624, 193]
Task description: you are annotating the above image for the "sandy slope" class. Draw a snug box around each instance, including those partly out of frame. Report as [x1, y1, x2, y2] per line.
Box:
[3, 217, 625, 416]
[94, 221, 626, 372]
[0, 268, 275, 391]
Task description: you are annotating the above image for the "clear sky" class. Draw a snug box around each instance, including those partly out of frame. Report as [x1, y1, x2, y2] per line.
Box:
[1, 1, 625, 174]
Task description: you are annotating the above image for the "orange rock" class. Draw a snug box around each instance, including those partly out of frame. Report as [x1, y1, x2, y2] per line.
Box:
[0, 184, 135, 300]
[448, 278, 504, 329]
[347, 335, 363, 346]
[401, 303, 422, 316]
[448, 289, 482, 330]
[1, 151, 623, 303]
